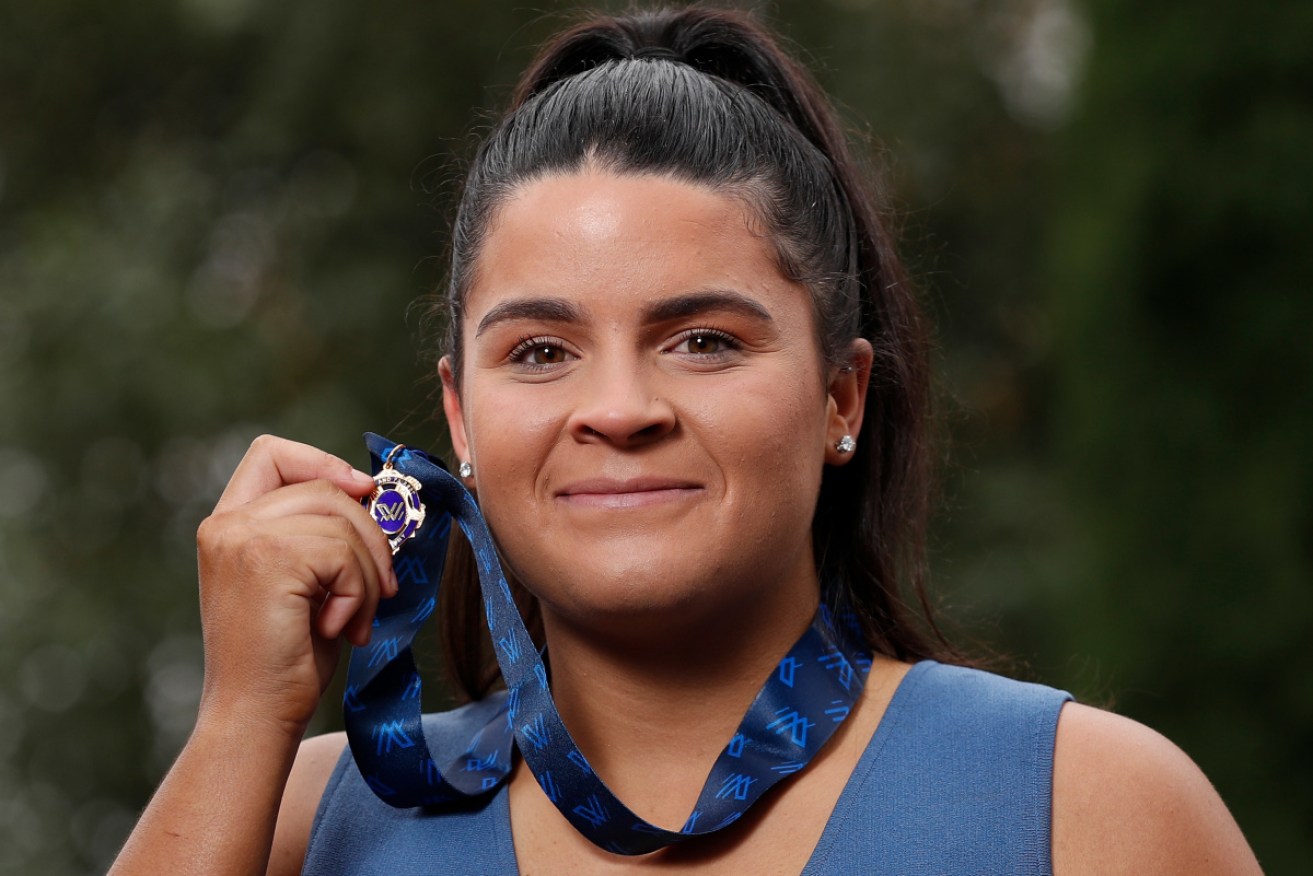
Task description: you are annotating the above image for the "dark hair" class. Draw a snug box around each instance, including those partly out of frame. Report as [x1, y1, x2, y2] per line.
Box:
[438, 5, 957, 700]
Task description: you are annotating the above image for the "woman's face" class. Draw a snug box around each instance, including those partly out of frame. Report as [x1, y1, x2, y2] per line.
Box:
[441, 170, 869, 634]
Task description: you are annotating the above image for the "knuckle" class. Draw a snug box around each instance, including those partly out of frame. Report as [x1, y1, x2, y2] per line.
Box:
[199, 515, 265, 561]
[313, 477, 344, 499]
[330, 546, 362, 589]
[322, 538, 351, 565]
[250, 433, 280, 454]
[196, 514, 220, 548]
[330, 513, 357, 542]
[197, 513, 239, 555]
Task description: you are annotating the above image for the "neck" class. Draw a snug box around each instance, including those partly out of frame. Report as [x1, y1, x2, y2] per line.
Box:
[535, 576, 819, 829]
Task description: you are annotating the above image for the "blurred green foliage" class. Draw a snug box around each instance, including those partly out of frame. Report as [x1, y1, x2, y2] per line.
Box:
[0, 0, 1306, 872]
[1040, 0, 1313, 865]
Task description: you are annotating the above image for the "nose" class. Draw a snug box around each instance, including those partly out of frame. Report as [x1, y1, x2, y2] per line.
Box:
[566, 357, 676, 448]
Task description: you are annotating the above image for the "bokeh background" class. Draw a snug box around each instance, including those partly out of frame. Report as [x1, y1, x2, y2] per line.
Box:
[2, 0, 1309, 872]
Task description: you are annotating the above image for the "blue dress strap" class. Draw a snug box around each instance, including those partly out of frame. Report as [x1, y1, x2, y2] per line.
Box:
[801, 661, 1072, 875]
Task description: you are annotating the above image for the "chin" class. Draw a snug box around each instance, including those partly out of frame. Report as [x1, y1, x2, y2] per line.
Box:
[521, 551, 733, 625]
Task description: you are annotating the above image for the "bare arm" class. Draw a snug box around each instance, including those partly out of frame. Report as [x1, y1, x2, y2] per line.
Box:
[1052, 703, 1262, 875]
[109, 714, 303, 876]
[109, 437, 394, 876]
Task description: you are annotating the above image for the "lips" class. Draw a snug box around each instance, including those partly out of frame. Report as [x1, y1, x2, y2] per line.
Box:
[554, 476, 703, 510]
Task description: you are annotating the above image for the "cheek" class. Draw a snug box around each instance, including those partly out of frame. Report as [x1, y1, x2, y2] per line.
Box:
[691, 367, 830, 500]
[465, 385, 561, 499]
[464, 393, 558, 582]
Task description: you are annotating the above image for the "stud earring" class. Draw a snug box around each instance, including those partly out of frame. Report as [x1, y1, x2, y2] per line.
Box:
[835, 435, 856, 454]
[458, 461, 473, 478]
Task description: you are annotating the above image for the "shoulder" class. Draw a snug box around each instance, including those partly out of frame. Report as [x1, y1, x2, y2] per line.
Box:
[1052, 704, 1260, 875]
[901, 661, 1070, 738]
[267, 731, 348, 876]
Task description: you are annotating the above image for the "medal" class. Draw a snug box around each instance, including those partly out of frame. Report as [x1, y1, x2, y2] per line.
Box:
[365, 444, 426, 554]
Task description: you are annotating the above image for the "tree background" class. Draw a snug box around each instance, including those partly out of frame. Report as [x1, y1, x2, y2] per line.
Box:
[1, 0, 1307, 872]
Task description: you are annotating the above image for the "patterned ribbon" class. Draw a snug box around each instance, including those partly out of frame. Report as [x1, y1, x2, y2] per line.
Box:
[344, 433, 873, 855]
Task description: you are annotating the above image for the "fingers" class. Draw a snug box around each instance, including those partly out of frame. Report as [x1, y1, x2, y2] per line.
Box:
[241, 523, 382, 648]
[268, 514, 389, 638]
[272, 532, 379, 647]
[216, 434, 375, 513]
[243, 480, 398, 599]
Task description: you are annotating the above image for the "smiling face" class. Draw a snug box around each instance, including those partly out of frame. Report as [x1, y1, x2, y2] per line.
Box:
[441, 170, 869, 638]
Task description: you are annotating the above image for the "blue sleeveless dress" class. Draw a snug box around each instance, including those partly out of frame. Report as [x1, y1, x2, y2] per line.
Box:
[303, 661, 1071, 875]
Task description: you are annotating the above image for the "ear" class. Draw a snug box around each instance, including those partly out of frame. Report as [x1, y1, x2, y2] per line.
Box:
[824, 339, 873, 466]
[439, 356, 472, 469]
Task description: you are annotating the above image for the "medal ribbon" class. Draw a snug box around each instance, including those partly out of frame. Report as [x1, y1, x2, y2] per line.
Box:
[344, 433, 872, 855]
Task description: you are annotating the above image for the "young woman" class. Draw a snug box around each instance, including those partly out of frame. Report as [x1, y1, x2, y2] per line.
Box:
[110, 7, 1260, 874]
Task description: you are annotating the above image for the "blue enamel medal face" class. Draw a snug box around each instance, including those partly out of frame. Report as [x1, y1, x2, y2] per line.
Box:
[373, 489, 407, 535]
[367, 468, 426, 554]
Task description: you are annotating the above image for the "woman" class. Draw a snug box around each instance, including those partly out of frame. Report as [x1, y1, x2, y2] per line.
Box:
[111, 6, 1260, 874]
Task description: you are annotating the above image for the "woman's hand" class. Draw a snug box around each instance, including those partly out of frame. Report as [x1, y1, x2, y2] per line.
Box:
[110, 435, 397, 876]
[194, 434, 398, 738]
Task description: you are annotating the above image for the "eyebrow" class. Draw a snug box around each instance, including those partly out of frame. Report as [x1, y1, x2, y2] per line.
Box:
[473, 289, 774, 338]
[475, 298, 584, 338]
[641, 290, 774, 325]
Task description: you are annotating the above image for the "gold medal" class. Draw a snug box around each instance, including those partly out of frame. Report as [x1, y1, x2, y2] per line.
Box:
[365, 445, 426, 554]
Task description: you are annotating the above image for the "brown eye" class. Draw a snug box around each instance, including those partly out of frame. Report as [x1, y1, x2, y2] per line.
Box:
[674, 330, 736, 357]
[530, 344, 566, 365]
[508, 336, 573, 370]
[686, 334, 722, 354]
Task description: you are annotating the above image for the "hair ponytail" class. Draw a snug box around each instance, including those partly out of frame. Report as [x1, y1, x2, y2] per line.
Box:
[514, 9, 839, 147]
[439, 5, 955, 701]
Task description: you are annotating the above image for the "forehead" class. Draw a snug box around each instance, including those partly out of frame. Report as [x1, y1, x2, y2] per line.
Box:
[467, 170, 799, 317]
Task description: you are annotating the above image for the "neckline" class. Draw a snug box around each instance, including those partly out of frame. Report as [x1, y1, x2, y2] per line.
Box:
[798, 659, 937, 873]
[496, 659, 938, 873]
